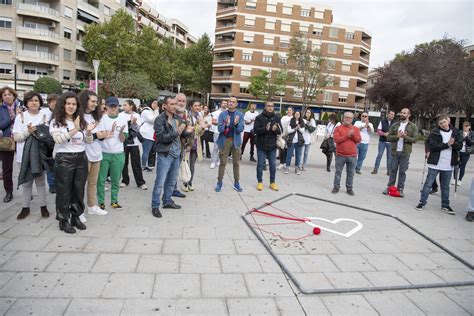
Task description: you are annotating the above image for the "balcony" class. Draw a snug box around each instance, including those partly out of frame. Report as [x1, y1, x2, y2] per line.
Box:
[217, 6, 237, 15]
[75, 60, 93, 72]
[361, 40, 371, 50]
[216, 23, 236, 30]
[78, 1, 101, 18]
[16, 3, 60, 22]
[355, 87, 366, 94]
[16, 26, 60, 45]
[17, 50, 60, 65]
[215, 39, 235, 47]
[17, 73, 56, 82]
[359, 55, 369, 65]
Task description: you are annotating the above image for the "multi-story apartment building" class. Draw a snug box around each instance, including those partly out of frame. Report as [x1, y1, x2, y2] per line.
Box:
[212, 0, 372, 112]
[0, 0, 197, 97]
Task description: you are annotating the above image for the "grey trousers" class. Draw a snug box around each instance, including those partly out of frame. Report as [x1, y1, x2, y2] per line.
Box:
[22, 173, 47, 208]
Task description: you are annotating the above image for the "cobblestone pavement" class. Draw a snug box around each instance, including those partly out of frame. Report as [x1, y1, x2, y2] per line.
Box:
[0, 139, 472, 315]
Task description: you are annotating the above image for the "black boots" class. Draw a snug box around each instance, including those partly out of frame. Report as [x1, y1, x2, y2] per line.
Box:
[59, 221, 76, 234]
[3, 192, 13, 203]
[17, 207, 30, 220]
[40, 206, 50, 218]
[70, 216, 87, 230]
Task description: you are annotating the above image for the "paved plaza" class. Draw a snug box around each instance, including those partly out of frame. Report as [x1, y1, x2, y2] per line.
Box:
[0, 139, 472, 315]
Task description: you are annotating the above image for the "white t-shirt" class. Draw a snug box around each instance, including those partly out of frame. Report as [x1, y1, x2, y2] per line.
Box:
[288, 124, 305, 144]
[428, 129, 453, 171]
[397, 122, 408, 152]
[84, 113, 104, 162]
[354, 120, 374, 144]
[139, 108, 157, 141]
[13, 112, 44, 163]
[303, 118, 316, 145]
[100, 115, 128, 154]
[244, 111, 259, 133]
[119, 111, 141, 146]
[39, 107, 54, 125]
[210, 109, 223, 133]
[50, 119, 86, 153]
[281, 115, 292, 131]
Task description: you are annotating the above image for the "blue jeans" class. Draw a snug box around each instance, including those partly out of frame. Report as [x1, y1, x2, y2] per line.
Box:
[356, 143, 369, 171]
[151, 154, 180, 208]
[285, 143, 303, 168]
[141, 139, 154, 168]
[334, 155, 356, 189]
[374, 141, 392, 171]
[46, 168, 55, 190]
[420, 168, 452, 208]
[387, 152, 410, 190]
[257, 148, 277, 183]
[303, 144, 311, 166]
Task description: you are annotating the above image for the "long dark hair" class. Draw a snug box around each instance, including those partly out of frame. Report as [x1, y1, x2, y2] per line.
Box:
[304, 108, 314, 121]
[78, 89, 102, 122]
[54, 91, 86, 129]
[124, 99, 137, 112]
[290, 111, 304, 128]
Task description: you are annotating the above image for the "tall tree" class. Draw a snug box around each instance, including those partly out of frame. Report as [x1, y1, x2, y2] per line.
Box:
[182, 34, 213, 97]
[108, 71, 158, 99]
[288, 32, 330, 108]
[249, 69, 287, 101]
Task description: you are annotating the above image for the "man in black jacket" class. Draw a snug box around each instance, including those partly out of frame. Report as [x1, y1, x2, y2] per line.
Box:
[151, 96, 187, 218]
[416, 115, 463, 215]
[254, 101, 281, 191]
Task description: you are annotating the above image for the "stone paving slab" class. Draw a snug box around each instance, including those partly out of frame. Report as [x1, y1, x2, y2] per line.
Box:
[49, 273, 109, 298]
[227, 297, 279, 315]
[5, 298, 70, 316]
[64, 298, 124, 315]
[46, 253, 98, 273]
[201, 274, 248, 298]
[153, 274, 200, 298]
[102, 273, 155, 298]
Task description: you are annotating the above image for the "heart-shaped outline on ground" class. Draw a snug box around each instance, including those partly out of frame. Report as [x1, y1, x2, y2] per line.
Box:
[304, 217, 363, 238]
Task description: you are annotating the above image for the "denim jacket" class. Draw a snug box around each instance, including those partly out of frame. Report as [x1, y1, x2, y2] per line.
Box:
[216, 110, 245, 149]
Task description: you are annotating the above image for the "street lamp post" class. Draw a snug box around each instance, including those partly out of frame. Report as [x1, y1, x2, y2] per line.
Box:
[12, 57, 17, 91]
[177, 83, 181, 94]
[92, 59, 100, 95]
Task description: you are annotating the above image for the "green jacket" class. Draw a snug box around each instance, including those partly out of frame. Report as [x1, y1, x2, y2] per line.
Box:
[387, 121, 418, 155]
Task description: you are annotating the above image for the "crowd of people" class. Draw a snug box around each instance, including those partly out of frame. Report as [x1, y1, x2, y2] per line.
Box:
[1, 87, 473, 235]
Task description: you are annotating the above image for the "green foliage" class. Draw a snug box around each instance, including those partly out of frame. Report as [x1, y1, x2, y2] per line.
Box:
[108, 71, 158, 100]
[321, 112, 329, 121]
[288, 32, 330, 108]
[33, 76, 62, 94]
[249, 69, 287, 101]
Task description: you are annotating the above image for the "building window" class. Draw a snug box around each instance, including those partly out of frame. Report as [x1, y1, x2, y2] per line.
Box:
[342, 62, 351, 72]
[345, 32, 355, 40]
[314, 10, 324, 19]
[104, 5, 110, 16]
[278, 57, 287, 64]
[263, 55, 272, 63]
[343, 47, 353, 55]
[64, 28, 72, 39]
[312, 43, 321, 51]
[327, 60, 336, 71]
[0, 0, 12, 4]
[265, 21, 275, 30]
[63, 70, 71, 81]
[338, 94, 348, 103]
[264, 37, 274, 46]
[323, 92, 332, 102]
[0, 63, 12, 74]
[327, 44, 338, 54]
[245, 0, 256, 9]
[340, 79, 350, 88]
[63, 49, 72, 60]
[313, 27, 323, 36]
[24, 21, 37, 28]
[282, 6, 292, 14]
[242, 53, 252, 61]
[244, 17, 255, 26]
[243, 34, 253, 44]
[280, 40, 289, 48]
[24, 67, 36, 74]
[301, 9, 310, 17]
[240, 87, 250, 94]
[329, 27, 339, 38]
[64, 6, 73, 18]
[241, 69, 251, 77]
[267, 4, 276, 13]
[281, 22, 291, 32]
[300, 24, 309, 33]
[0, 40, 12, 51]
[0, 17, 12, 28]
[293, 89, 302, 98]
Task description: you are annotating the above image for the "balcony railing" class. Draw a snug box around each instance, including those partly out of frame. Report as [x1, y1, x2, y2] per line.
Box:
[214, 56, 234, 62]
[17, 26, 60, 42]
[361, 40, 371, 50]
[17, 3, 60, 21]
[216, 23, 236, 30]
[215, 39, 235, 46]
[17, 73, 54, 81]
[217, 6, 237, 14]
[17, 50, 60, 63]
[355, 87, 366, 93]
[360, 55, 369, 64]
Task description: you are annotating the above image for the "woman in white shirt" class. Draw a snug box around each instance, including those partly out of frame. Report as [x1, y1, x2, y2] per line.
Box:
[78, 90, 108, 218]
[285, 111, 305, 175]
[140, 99, 159, 171]
[201, 105, 212, 158]
[13, 91, 49, 220]
[302, 108, 317, 171]
[50, 92, 95, 234]
[324, 114, 339, 172]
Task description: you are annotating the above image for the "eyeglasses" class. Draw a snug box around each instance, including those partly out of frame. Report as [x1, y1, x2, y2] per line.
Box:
[361, 115, 368, 117]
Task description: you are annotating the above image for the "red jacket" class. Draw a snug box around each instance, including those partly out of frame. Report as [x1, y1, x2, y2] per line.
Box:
[334, 124, 362, 157]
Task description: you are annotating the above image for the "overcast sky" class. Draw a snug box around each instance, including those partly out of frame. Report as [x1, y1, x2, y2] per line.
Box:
[145, 0, 473, 68]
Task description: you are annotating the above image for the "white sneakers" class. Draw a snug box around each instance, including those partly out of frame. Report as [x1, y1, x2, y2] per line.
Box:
[79, 214, 87, 223]
[139, 184, 148, 190]
[210, 162, 216, 169]
[451, 179, 461, 186]
[277, 164, 284, 170]
[88, 205, 108, 216]
[120, 183, 128, 188]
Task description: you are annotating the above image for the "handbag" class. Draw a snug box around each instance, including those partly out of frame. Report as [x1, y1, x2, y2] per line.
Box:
[202, 130, 214, 143]
[179, 152, 192, 183]
[276, 124, 286, 149]
[0, 136, 15, 151]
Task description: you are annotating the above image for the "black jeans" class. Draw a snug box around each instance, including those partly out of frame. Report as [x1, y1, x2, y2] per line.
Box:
[459, 152, 470, 181]
[55, 152, 88, 221]
[0, 151, 14, 194]
[148, 142, 156, 168]
[201, 137, 211, 157]
[122, 145, 146, 186]
[241, 131, 255, 157]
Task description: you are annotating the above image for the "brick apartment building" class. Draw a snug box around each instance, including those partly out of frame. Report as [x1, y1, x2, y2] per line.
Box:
[0, 0, 197, 96]
[211, 0, 372, 115]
